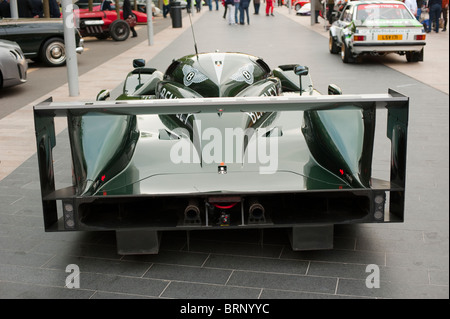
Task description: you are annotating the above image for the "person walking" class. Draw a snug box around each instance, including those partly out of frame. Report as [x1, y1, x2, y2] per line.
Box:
[226, 0, 235, 24]
[240, 0, 250, 24]
[123, 0, 137, 37]
[266, 0, 274, 16]
[428, 0, 442, 33]
[253, 0, 260, 14]
[442, 0, 448, 31]
[234, 0, 240, 23]
[313, 0, 322, 23]
[163, 0, 170, 18]
[416, 0, 423, 20]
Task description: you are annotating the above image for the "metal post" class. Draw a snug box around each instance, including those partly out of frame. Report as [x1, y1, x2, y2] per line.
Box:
[146, 0, 154, 45]
[10, 0, 19, 18]
[288, 0, 291, 14]
[61, 0, 79, 97]
[311, 0, 315, 26]
[43, 0, 50, 18]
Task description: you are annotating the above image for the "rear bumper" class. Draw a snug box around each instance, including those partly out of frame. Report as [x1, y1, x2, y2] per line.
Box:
[352, 42, 425, 53]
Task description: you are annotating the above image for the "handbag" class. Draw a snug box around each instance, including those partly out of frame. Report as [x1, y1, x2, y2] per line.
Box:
[126, 16, 137, 27]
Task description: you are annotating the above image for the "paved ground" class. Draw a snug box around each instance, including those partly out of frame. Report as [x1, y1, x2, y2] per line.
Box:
[0, 5, 448, 301]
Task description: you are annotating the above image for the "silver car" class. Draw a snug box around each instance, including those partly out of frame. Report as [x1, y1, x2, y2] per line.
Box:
[0, 39, 28, 89]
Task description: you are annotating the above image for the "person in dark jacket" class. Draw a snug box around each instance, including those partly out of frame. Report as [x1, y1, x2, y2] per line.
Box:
[123, 0, 137, 37]
[49, 0, 60, 18]
[0, 0, 11, 18]
[239, 0, 250, 24]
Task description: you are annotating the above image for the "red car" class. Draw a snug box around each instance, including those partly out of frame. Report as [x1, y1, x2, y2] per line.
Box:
[282, 0, 310, 10]
[292, 0, 310, 11]
[75, 6, 148, 41]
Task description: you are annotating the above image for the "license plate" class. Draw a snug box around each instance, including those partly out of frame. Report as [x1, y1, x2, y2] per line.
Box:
[378, 34, 403, 40]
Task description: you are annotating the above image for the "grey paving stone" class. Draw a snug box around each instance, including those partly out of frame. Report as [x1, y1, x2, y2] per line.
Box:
[144, 263, 232, 285]
[0, 250, 53, 268]
[77, 272, 169, 297]
[0, 281, 95, 299]
[183, 238, 284, 258]
[44, 255, 152, 278]
[204, 254, 309, 275]
[227, 270, 337, 295]
[161, 281, 261, 299]
[337, 278, 449, 299]
[124, 250, 209, 267]
[260, 288, 370, 299]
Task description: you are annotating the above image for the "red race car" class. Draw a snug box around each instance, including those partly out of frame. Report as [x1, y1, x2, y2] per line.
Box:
[282, 0, 310, 11]
[75, 6, 148, 41]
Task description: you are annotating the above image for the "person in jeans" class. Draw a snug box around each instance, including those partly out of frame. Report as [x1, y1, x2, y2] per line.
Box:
[428, 0, 442, 33]
[240, 0, 250, 24]
[226, 0, 235, 24]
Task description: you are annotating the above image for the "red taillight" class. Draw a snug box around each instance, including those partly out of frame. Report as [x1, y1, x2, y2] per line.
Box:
[415, 34, 426, 40]
[353, 35, 366, 41]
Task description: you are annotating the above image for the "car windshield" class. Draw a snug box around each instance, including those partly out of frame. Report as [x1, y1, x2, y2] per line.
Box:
[356, 3, 415, 21]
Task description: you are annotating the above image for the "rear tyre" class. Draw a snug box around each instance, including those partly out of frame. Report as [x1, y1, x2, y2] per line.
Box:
[40, 37, 66, 67]
[341, 42, 353, 63]
[110, 19, 130, 41]
[329, 34, 339, 54]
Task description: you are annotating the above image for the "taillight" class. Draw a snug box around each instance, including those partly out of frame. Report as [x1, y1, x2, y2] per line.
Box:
[353, 35, 366, 41]
[415, 34, 426, 40]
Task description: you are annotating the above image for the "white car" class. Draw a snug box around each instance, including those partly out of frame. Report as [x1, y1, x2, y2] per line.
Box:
[329, 1, 426, 63]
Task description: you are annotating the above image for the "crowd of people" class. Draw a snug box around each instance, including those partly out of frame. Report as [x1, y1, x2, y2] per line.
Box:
[0, 0, 60, 18]
[1, 0, 448, 33]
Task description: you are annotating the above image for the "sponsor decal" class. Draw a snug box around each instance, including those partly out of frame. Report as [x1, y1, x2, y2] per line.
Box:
[230, 63, 255, 85]
[182, 65, 208, 87]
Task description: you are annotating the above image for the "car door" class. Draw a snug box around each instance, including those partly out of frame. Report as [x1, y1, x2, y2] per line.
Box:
[335, 3, 353, 45]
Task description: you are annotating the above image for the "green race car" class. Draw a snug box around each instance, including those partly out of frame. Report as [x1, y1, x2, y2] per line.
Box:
[34, 51, 409, 254]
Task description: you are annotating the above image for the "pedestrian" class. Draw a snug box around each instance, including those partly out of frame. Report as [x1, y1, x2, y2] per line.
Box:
[222, 0, 228, 18]
[163, 0, 170, 18]
[240, 0, 250, 24]
[196, 0, 202, 12]
[226, 0, 235, 24]
[206, 0, 212, 10]
[123, 0, 137, 37]
[214, 0, 219, 10]
[266, 0, 274, 16]
[314, 0, 322, 23]
[253, 0, 260, 14]
[234, 0, 240, 22]
[29, 0, 43, 18]
[49, 0, 60, 18]
[416, 0, 423, 20]
[17, 0, 33, 17]
[0, 0, 10, 18]
[428, 0, 442, 33]
[326, 0, 334, 24]
[442, 0, 448, 31]
[100, 0, 112, 11]
[405, 0, 418, 17]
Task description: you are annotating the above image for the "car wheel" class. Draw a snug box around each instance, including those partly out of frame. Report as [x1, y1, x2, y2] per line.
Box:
[109, 19, 130, 41]
[329, 34, 339, 54]
[341, 42, 353, 63]
[40, 38, 66, 67]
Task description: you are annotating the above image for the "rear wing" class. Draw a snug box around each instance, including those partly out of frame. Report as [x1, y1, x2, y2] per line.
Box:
[34, 90, 409, 231]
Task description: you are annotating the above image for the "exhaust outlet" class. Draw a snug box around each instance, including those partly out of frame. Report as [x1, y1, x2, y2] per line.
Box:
[184, 199, 201, 225]
[248, 199, 266, 223]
